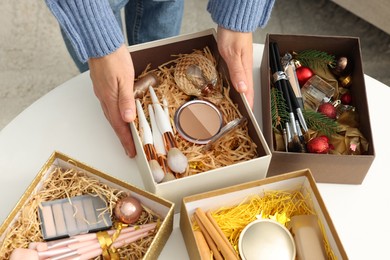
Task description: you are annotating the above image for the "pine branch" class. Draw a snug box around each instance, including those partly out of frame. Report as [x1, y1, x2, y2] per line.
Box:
[303, 109, 338, 137]
[271, 87, 289, 130]
[294, 50, 336, 70]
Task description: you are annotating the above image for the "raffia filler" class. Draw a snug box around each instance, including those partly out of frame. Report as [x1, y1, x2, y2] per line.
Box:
[135, 47, 258, 177]
[0, 166, 162, 260]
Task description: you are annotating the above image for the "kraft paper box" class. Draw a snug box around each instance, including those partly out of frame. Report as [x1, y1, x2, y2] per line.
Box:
[0, 151, 174, 260]
[180, 169, 347, 260]
[129, 29, 272, 212]
[260, 34, 375, 184]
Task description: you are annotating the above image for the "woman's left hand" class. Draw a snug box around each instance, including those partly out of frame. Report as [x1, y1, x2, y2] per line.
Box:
[216, 26, 254, 109]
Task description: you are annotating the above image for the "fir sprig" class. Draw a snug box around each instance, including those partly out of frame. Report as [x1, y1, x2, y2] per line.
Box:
[271, 87, 289, 130]
[294, 50, 336, 70]
[303, 109, 338, 137]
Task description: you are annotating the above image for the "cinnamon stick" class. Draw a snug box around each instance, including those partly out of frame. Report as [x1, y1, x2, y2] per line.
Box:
[195, 208, 239, 260]
[194, 214, 223, 260]
[206, 211, 238, 258]
[194, 230, 213, 260]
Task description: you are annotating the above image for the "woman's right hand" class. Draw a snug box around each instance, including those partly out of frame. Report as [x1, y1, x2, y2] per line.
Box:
[88, 44, 137, 158]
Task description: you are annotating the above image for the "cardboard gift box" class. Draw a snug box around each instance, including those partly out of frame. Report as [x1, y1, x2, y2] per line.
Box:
[129, 29, 272, 211]
[180, 168, 347, 259]
[260, 34, 375, 184]
[0, 151, 174, 260]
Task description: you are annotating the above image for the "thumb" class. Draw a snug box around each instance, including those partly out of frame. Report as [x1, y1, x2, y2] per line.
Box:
[118, 80, 136, 123]
[229, 65, 254, 109]
[228, 61, 249, 94]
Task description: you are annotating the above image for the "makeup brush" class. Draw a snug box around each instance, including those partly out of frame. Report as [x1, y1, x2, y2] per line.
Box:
[282, 128, 288, 152]
[148, 104, 166, 156]
[56, 230, 151, 260]
[48, 226, 155, 260]
[148, 104, 170, 178]
[136, 99, 165, 183]
[162, 97, 169, 119]
[270, 42, 305, 152]
[271, 42, 308, 133]
[161, 97, 185, 180]
[287, 75, 308, 132]
[11, 241, 95, 260]
[160, 97, 183, 180]
[295, 120, 307, 153]
[281, 52, 305, 110]
[11, 223, 157, 260]
[148, 86, 188, 174]
[35, 223, 157, 252]
[11, 230, 152, 260]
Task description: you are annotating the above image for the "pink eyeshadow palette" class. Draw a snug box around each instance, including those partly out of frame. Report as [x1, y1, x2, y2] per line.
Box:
[38, 195, 112, 241]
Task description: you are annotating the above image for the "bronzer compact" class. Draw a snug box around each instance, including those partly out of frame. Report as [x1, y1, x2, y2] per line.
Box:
[174, 99, 246, 149]
[174, 100, 223, 145]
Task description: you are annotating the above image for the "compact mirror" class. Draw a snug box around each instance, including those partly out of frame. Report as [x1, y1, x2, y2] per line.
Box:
[174, 100, 223, 144]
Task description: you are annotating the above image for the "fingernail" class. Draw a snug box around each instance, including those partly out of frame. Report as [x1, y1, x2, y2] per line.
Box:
[237, 81, 247, 92]
[124, 109, 135, 122]
[125, 150, 134, 158]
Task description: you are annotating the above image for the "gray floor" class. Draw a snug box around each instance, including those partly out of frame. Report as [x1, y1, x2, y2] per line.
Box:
[1, 0, 389, 130]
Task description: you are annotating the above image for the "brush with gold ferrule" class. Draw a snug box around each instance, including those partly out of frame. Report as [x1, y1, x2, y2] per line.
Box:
[148, 104, 176, 182]
[148, 86, 188, 174]
[135, 99, 165, 183]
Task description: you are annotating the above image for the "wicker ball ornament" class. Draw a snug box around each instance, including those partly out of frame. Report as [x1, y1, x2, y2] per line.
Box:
[174, 53, 221, 98]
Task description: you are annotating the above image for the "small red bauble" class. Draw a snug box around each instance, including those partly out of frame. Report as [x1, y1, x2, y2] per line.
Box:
[317, 102, 337, 119]
[307, 136, 330, 154]
[317, 135, 329, 143]
[296, 66, 314, 86]
[340, 92, 352, 105]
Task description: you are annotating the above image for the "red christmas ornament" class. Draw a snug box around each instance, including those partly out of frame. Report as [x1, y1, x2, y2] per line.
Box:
[318, 135, 329, 143]
[340, 92, 352, 105]
[296, 66, 314, 86]
[318, 102, 337, 119]
[307, 136, 330, 154]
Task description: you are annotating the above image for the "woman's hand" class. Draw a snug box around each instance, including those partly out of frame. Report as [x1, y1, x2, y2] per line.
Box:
[88, 44, 137, 157]
[216, 26, 254, 109]
[87, 27, 255, 157]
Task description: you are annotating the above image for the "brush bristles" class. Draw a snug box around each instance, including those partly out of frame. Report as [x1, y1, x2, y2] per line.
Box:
[167, 147, 188, 174]
[161, 172, 176, 183]
[288, 135, 306, 153]
[149, 160, 165, 183]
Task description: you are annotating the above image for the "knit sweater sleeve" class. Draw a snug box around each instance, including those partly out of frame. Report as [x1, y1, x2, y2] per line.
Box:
[45, 0, 124, 63]
[207, 0, 275, 32]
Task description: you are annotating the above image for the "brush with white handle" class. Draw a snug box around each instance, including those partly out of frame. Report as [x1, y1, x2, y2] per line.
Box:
[156, 98, 176, 181]
[148, 104, 176, 182]
[148, 104, 166, 156]
[148, 86, 188, 174]
[162, 97, 170, 119]
[136, 99, 165, 183]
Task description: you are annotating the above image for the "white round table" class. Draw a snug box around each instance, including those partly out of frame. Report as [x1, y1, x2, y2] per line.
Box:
[1, 44, 389, 259]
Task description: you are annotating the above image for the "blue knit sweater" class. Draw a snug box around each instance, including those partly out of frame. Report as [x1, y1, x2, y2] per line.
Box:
[46, 0, 275, 63]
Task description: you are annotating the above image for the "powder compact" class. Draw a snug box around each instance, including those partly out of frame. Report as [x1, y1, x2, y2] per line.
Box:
[174, 100, 223, 144]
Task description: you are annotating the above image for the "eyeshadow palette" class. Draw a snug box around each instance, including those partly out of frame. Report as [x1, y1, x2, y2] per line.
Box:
[38, 194, 112, 241]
